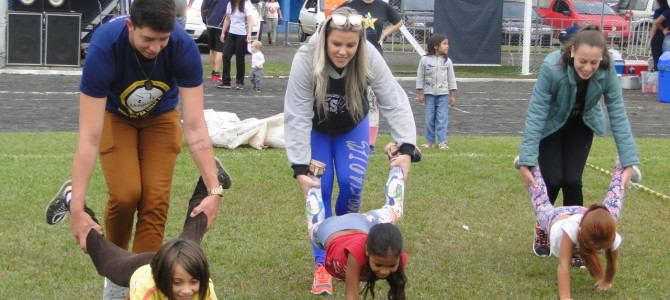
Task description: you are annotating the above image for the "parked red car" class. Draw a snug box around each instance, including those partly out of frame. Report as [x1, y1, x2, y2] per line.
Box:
[535, 0, 631, 39]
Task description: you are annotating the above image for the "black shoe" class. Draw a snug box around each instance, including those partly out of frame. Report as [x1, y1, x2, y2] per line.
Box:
[215, 157, 232, 189]
[45, 180, 72, 225]
[532, 222, 550, 257]
[45, 180, 100, 225]
[570, 255, 586, 269]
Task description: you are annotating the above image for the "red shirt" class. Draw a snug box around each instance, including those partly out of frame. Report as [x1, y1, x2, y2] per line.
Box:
[324, 232, 408, 280]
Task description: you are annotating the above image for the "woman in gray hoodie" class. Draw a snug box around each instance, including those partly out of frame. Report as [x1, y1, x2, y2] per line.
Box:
[283, 7, 416, 295]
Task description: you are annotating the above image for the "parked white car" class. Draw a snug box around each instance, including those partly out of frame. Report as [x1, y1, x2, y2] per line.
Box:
[185, 0, 207, 43]
[185, 0, 262, 44]
[298, 0, 325, 42]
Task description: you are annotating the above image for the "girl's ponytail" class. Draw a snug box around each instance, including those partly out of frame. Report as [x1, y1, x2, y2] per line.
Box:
[577, 204, 616, 280]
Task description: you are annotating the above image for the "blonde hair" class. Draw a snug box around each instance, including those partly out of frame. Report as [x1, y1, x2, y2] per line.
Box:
[252, 40, 263, 50]
[312, 6, 368, 123]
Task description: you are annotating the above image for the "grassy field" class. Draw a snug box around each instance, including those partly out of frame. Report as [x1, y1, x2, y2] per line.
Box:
[203, 62, 536, 79]
[1, 133, 668, 299]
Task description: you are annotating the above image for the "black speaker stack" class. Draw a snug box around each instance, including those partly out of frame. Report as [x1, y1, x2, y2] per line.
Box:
[7, 0, 81, 66]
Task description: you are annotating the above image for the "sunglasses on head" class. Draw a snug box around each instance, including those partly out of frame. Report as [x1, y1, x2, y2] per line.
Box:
[330, 13, 363, 28]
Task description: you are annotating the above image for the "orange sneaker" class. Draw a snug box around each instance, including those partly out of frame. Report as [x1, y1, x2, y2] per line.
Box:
[311, 265, 333, 295]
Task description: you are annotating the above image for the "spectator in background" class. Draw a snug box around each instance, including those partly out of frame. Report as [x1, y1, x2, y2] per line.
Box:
[340, 0, 404, 154]
[175, 0, 189, 27]
[263, 0, 283, 45]
[217, 0, 254, 90]
[201, 0, 229, 82]
[649, 0, 670, 71]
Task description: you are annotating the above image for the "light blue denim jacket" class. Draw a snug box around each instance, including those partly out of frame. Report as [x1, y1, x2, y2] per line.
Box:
[519, 51, 639, 167]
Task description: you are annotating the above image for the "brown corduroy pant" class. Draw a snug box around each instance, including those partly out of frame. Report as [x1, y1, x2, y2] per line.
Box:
[99, 109, 182, 253]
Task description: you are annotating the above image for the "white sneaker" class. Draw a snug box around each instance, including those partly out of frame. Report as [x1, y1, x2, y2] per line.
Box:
[103, 277, 128, 300]
[631, 165, 642, 184]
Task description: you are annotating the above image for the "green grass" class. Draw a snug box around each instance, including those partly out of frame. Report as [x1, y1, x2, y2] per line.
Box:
[202, 61, 537, 79]
[391, 65, 536, 78]
[1, 133, 668, 299]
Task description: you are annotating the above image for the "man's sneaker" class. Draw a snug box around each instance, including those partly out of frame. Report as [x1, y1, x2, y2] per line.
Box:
[214, 157, 232, 189]
[532, 222, 550, 257]
[216, 83, 232, 89]
[235, 83, 244, 90]
[45, 179, 100, 225]
[45, 180, 72, 225]
[570, 255, 586, 269]
[311, 265, 333, 295]
[631, 165, 642, 184]
[438, 143, 449, 150]
[210, 71, 221, 83]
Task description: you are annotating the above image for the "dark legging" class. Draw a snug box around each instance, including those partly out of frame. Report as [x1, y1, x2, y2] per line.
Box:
[538, 117, 593, 206]
[651, 31, 665, 71]
[222, 33, 248, 85]
[87, 178, 209, 287]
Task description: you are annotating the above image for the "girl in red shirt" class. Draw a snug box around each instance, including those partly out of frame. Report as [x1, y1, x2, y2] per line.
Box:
[304, 144, 410, 300]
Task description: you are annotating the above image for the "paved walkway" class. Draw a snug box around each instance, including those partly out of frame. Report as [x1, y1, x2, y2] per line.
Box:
[1, 73, 667, 137]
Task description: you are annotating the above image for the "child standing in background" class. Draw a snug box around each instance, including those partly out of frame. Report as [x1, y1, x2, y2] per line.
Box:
[416, 34, 457, 150]
[248, 40, 265, 92]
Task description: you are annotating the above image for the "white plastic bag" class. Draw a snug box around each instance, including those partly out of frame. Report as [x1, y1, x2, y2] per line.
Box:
[204, 109, 285, 149]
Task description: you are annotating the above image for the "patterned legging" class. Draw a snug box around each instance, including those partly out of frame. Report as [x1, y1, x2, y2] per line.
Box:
[528, 160, 625, 233]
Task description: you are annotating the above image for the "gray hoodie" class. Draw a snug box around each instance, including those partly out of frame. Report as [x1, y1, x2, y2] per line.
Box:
[416, 55, 457, 95]
[284, 35, 416, 167]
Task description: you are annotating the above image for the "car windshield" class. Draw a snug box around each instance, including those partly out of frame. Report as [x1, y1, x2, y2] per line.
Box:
[503, 3, 540, 20]
[616, 0, 643, 10]
[574, 1, 616, 14]
[403, 0, 434, 11]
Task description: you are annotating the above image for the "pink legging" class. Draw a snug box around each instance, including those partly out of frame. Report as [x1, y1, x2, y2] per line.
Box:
[528, 161, 625, 233]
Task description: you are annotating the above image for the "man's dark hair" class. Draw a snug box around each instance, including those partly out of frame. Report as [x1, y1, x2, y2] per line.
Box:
[130, 0, 176, 32]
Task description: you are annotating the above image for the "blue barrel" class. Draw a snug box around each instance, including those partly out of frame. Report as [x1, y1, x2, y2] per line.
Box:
[659, 52, 670, 103]
[614, 59, 625, 75]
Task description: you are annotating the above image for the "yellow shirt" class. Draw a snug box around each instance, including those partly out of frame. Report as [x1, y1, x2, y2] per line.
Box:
[129, 264, 217, 300]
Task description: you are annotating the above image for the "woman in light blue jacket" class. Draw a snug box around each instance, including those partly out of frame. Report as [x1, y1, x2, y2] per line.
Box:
[517, 27, 639, 257]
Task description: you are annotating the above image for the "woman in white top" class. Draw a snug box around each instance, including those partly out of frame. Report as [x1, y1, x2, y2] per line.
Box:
[263, 0, 282, 45]
[524, 158, 639, 300]
[217, 0, 254, 90]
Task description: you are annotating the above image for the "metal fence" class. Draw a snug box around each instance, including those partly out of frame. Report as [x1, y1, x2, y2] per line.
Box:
[281, 14, 654, 75]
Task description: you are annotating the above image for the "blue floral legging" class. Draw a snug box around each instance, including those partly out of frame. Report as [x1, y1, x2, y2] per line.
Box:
[528, 161, 625, 233]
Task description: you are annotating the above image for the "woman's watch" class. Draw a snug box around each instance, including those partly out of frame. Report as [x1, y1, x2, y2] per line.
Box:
[208, 185, 224, 197]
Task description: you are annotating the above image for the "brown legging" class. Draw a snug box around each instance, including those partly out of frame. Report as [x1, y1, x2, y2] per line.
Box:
[87, 177, 209, 287]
